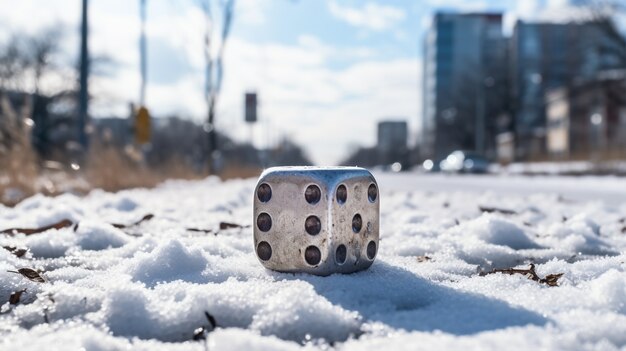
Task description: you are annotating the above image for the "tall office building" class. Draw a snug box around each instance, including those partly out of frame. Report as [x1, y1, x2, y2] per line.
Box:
[422, 12, 506, 160]
[377, 121, 408, 152]
[511, 20, 626, 159]
[377, 120, 409, 167]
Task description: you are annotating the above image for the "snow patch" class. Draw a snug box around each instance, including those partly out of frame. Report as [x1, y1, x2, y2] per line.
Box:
[250, 280, 361, 342]
[23, 229, 76, 258]
[75, 221, 129, 250]
[590, 269, 626, 313]
[451, 214, 540, 250]
[128, 239, 208, 286]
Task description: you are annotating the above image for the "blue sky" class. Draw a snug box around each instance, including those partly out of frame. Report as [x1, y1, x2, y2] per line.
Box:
[0, 0, 581, 164]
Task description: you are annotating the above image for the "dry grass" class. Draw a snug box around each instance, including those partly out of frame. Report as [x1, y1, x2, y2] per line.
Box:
[84, 144, 204, 192]
[0, 144, 39, 205]
[1, 138, 263, 206]
[84, 144, 263, 192]
[0, 94, 39, 205]
[219, 165, 262, 180]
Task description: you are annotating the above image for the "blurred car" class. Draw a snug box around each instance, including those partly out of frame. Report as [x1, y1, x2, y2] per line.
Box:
[421, 158, 441, 172]
[439, 150, 490, 174]
[373, 162, 404, 173]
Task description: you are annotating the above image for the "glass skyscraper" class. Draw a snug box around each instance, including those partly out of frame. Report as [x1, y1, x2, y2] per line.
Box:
[422, 12, 506, 160]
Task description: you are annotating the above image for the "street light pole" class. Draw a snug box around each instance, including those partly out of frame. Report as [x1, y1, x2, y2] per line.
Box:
[78, 0, 89, 150]
[139, 0, 147, 106]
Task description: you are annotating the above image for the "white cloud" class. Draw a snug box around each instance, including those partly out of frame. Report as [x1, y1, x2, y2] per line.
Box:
[328, 1, 406, 31]
[425, 0, 489, 12]
[236, 0, 268, 25]
[216, 37, 420, 164]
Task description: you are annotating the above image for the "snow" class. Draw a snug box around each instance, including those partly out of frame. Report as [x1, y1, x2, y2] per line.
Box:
[491, 160, 626, 176]
[1, 173, 626, 350]
[75, 221, 130, 251]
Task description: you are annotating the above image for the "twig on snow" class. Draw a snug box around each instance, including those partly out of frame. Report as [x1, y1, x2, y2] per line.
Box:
[479, 263, 564, 287]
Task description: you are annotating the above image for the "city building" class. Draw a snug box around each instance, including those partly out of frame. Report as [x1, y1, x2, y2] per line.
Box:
[510, 19, 626, 160]
[545, 72, 626, 160]
[377, 120, 408, 167]
[422, 12, 507, 160]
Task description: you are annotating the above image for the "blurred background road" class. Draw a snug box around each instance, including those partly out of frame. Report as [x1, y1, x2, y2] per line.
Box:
[376, 172, 626, 206]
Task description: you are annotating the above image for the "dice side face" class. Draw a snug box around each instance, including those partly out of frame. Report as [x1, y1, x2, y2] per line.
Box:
[328, 171, 379, 274]
[253, 167, 379, 276]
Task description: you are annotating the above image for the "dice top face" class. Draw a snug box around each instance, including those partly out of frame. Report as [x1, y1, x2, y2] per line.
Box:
[253, 166, 380, 276]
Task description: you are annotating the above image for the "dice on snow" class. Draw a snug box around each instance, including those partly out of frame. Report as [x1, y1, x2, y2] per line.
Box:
[253, 166, 379, 276]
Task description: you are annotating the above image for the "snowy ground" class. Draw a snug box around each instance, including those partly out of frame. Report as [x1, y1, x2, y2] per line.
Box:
[1, 173, 626, 350]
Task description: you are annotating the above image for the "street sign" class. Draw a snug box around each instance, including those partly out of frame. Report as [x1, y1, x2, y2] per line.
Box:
[135, 105, 151, 144]
[245, 92, 257, 123]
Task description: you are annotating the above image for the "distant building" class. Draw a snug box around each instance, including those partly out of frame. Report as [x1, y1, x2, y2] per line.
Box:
[545, 89, 569, 158]
[378, 120, 408, 152]
[545, 72, 626, 160]
[422, 12, 507, 160]
[377, 120, 408, 167]
[510, 20, 626, 160]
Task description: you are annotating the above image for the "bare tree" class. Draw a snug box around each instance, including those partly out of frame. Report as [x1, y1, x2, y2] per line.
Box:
[29, 28, 63, 95]
[0, 26, 63, 95]
[572, 0, 626, 64]
[0, 37, 29, 92]
[198, 0, 235, 173]
[1, 28, 61, 151]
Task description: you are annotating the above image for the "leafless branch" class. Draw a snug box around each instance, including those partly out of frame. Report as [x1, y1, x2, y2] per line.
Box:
[479, 263, 564, 287]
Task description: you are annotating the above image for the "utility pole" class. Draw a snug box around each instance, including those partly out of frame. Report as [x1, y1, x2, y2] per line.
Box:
[134, 0, 151, 147]
[201, 0, 235, 174]
[78, 0, 89, 150]
[139, 0, 147, 106]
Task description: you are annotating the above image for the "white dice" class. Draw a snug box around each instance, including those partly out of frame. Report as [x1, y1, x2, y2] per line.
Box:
[253, 166, 380, 276]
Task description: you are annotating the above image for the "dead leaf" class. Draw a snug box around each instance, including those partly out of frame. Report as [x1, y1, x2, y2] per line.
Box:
[478, 206, 517, 215]
[187, 228, 213, 234]
[0, 219, 74, 236]
[2, 246, 28, 258]
[193, 311, 218, 341]
[205, 311, 217, 329]
[9, 289, 27, 304]
[111, 214, 154, 229]
[7, 268, 46, 283]
[219, 222, 245, 230]
[542, 273, 565, 287]
[192, 326, 204, 340]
